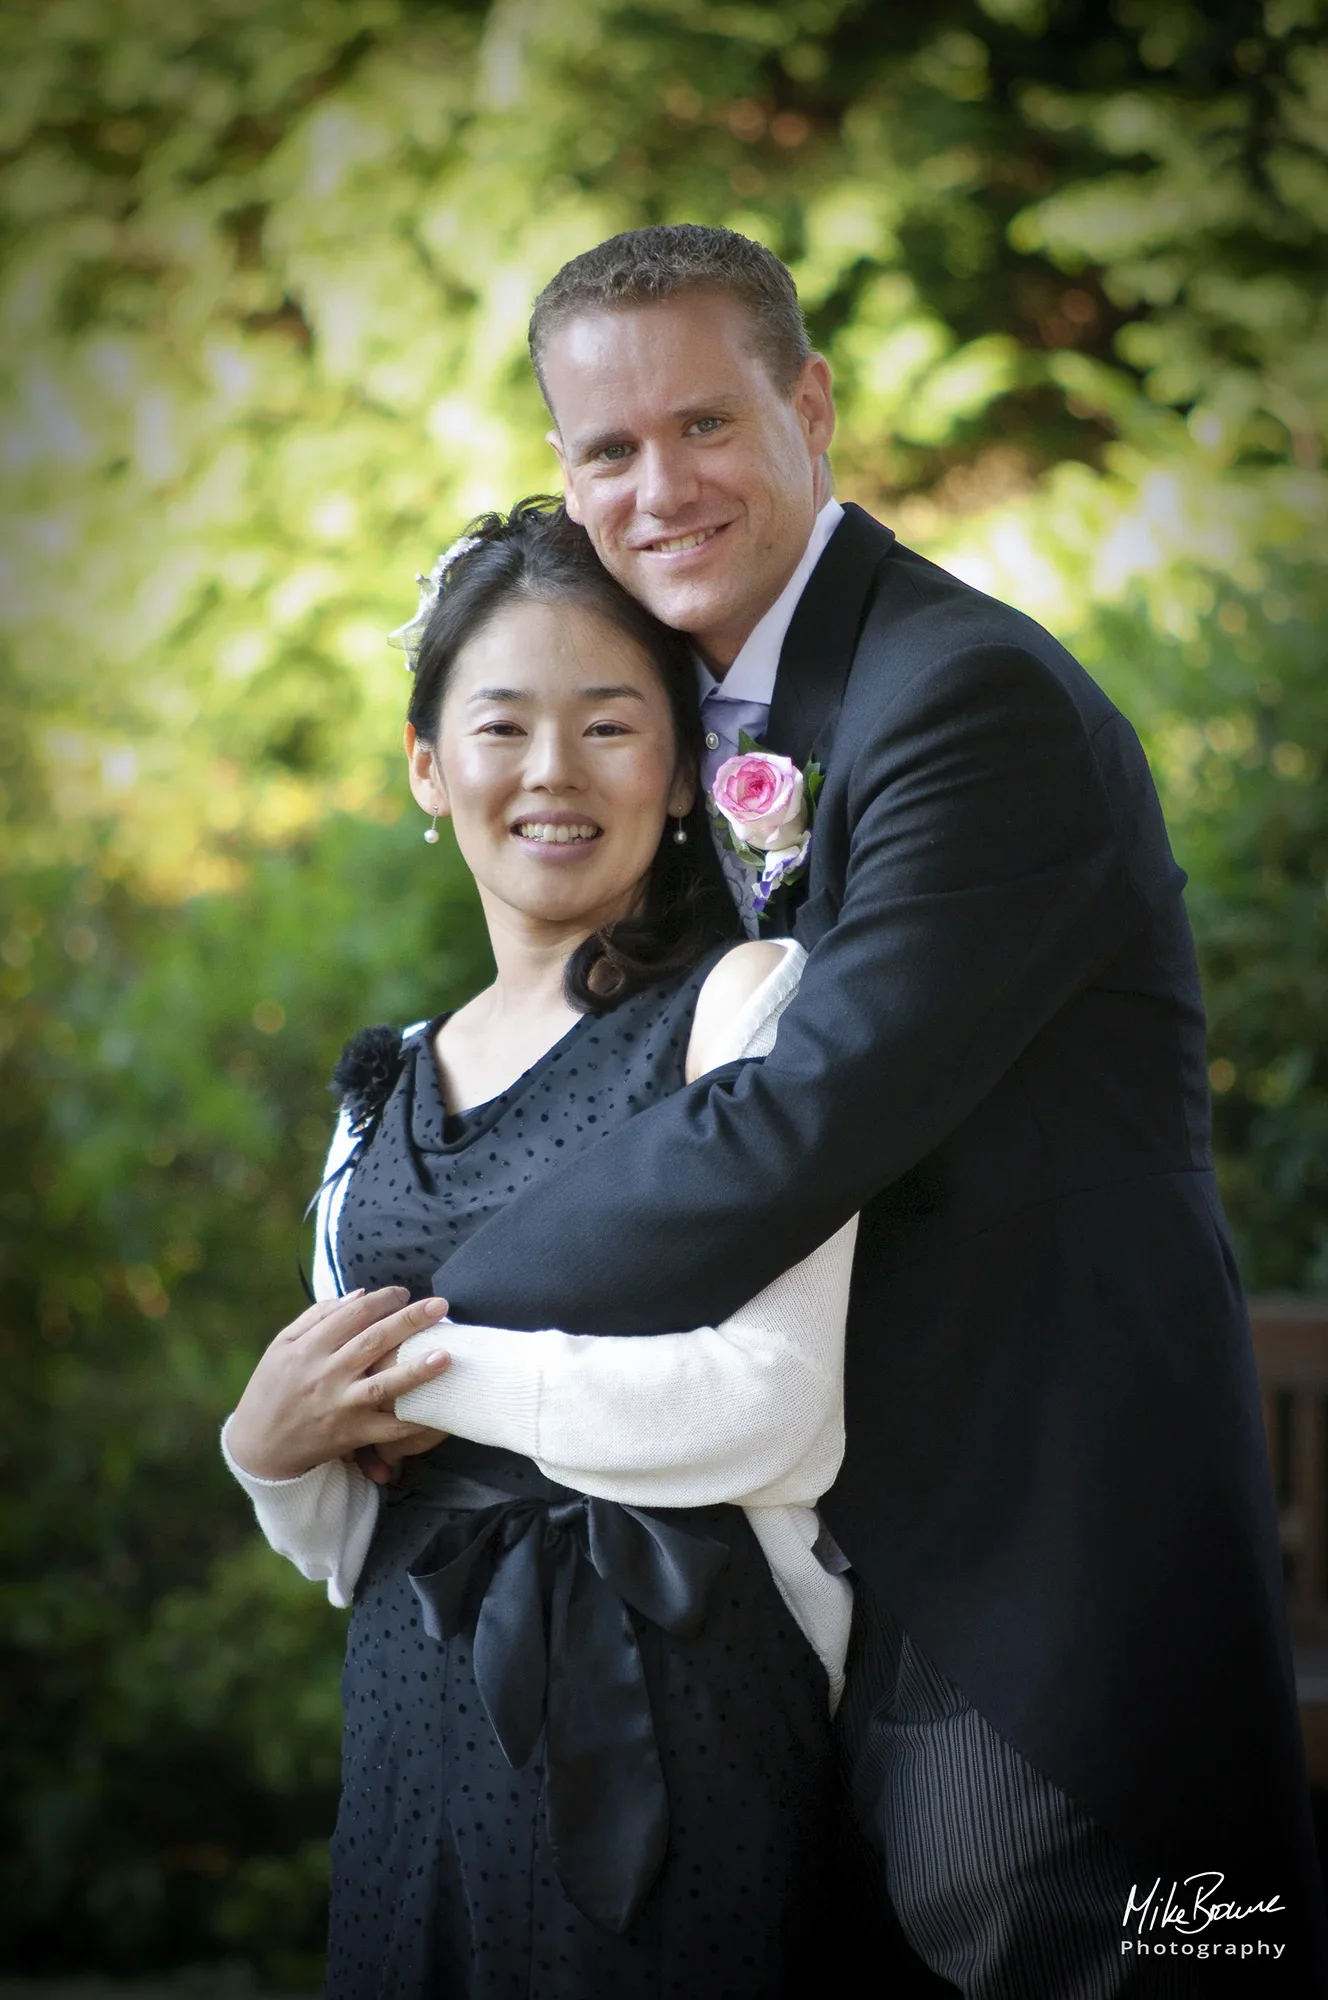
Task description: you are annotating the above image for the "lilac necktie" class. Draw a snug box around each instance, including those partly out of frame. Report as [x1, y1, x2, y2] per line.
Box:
[700, 691, 771, 791]
[699, 692, 772, 936]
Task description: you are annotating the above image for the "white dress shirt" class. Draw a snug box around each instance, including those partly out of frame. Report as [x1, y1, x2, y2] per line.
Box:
[695, 496, 844, 764]
[697, 498, 843, 931]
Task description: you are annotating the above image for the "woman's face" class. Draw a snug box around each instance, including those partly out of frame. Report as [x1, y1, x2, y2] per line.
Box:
[406, 594, 694, 941]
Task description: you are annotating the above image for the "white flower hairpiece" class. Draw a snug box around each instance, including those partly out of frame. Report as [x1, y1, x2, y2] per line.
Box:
[387, 533, 482, 670]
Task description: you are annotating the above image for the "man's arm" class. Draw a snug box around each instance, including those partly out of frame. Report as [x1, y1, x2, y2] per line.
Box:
[438, 641, 1130, 1335]
[395, 1216, 855, 1506]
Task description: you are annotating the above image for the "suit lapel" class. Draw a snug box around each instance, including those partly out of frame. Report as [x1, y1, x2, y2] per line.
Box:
[758, 504, 896, 934]
[761, 502, 897, 775]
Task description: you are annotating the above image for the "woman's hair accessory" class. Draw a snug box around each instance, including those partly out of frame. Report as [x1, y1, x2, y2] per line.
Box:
[388, 534, 482, 670]
[331, 1024, 406, 1134]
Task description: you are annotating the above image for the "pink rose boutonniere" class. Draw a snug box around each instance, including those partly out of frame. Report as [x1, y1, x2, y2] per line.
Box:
[708, 736, 823, 915]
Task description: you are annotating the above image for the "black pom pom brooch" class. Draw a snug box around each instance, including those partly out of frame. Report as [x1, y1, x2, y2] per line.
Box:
[331, 1024, 405, 1133]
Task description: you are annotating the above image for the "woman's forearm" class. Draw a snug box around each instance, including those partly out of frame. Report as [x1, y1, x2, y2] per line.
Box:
[395, 1216, 855, 1508]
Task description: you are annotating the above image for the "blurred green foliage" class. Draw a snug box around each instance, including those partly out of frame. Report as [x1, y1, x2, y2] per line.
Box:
[1, 0, 1324, 1981]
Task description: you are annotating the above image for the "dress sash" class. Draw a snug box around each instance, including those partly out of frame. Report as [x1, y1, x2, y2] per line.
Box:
[402, 1462, 730, 1933]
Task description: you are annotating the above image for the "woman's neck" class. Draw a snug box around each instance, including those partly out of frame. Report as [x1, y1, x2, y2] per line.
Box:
[434, 904, 599, 1113]
[481, 929, 584, 1031]
[479, 896, 606, 1024]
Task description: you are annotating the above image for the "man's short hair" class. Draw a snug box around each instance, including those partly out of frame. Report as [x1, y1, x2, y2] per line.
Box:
[528, 223, 811, 405]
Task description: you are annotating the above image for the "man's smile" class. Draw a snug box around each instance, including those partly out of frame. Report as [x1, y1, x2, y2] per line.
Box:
[633, 523, 731, 558]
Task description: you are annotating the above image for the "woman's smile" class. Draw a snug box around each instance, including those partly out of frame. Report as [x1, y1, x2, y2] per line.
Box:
[510, 812, 605, 855]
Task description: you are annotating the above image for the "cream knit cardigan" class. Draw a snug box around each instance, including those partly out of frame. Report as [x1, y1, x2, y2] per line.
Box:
[222, 940, 857, 1703]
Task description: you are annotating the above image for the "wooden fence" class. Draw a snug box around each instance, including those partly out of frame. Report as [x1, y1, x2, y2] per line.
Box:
[1249, 1296, 1328, 1782]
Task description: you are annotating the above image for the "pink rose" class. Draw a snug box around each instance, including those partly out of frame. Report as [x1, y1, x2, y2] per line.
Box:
[711, 751, 807, 852]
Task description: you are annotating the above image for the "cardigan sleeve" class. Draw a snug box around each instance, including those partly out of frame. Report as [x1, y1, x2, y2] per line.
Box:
[220, 1416, 378, 1610]
[395, 942, 857, 1510]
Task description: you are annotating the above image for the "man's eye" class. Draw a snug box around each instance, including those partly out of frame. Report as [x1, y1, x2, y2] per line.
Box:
[691, 416, 724, 435]
[598, 443, 632, 463]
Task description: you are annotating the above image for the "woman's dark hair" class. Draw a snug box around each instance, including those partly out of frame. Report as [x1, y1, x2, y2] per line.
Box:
[408, 497, 740, 1014]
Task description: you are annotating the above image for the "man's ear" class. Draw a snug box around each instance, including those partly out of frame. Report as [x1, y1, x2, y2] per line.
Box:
[546, 428, 584, 523]
[404, 722, 450, 818]
[794, 353, 836, 460]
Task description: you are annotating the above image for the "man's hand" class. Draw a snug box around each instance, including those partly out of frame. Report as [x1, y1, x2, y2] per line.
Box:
[226, 1288, 453, 1482]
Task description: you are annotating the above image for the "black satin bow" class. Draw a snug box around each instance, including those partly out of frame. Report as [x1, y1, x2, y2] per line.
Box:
[406, 1480, 729, 1933]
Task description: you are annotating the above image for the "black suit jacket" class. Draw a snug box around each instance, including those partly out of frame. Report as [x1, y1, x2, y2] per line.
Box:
[437, 505, 1325, 1978]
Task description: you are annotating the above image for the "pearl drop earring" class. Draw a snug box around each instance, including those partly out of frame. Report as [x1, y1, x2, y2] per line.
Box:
[672, 816, 688, 845]
[423, 813, 440, 845]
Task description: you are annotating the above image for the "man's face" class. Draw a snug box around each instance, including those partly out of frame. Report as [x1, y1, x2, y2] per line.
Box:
[541, 290, 836, 670]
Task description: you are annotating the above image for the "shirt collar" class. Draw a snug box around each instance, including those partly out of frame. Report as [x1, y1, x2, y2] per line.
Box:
[695, 498, 844, 706]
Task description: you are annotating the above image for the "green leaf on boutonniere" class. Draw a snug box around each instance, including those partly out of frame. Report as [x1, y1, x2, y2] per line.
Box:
[703, 795, 766, 868]
[736, 728, 764, 754]
[806, 761, 825, 805]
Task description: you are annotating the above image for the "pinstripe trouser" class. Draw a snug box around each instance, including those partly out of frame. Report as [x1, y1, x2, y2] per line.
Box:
[834, 1587, 1205, 1999]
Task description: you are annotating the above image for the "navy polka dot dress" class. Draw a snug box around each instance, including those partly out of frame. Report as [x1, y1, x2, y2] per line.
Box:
[325, 960, 863, 1998]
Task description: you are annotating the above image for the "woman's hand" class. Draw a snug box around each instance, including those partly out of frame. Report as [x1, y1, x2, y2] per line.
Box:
[227, 1288, 453, 1482]
[353, 1336, 454, 1486]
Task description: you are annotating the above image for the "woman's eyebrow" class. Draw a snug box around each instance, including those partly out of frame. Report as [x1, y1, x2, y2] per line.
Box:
[465, 683, 646, 703]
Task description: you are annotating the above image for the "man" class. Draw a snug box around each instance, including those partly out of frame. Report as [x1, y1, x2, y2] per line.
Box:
[435, 224, 1326, 1993]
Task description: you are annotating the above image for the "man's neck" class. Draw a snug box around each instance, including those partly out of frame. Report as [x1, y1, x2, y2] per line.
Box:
[697, 465, 836, 678]
[696, 487, 842, 686]
[694, 629, 759, 682]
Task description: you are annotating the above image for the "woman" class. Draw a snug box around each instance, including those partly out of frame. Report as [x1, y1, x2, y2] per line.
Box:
[223, 501, 862, 1997]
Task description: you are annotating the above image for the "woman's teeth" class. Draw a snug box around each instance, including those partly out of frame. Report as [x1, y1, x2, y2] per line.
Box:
[514, 822, 601, 843]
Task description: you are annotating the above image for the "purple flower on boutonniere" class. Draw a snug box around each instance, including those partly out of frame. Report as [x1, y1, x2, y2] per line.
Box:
[708, 738, 823, 915]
